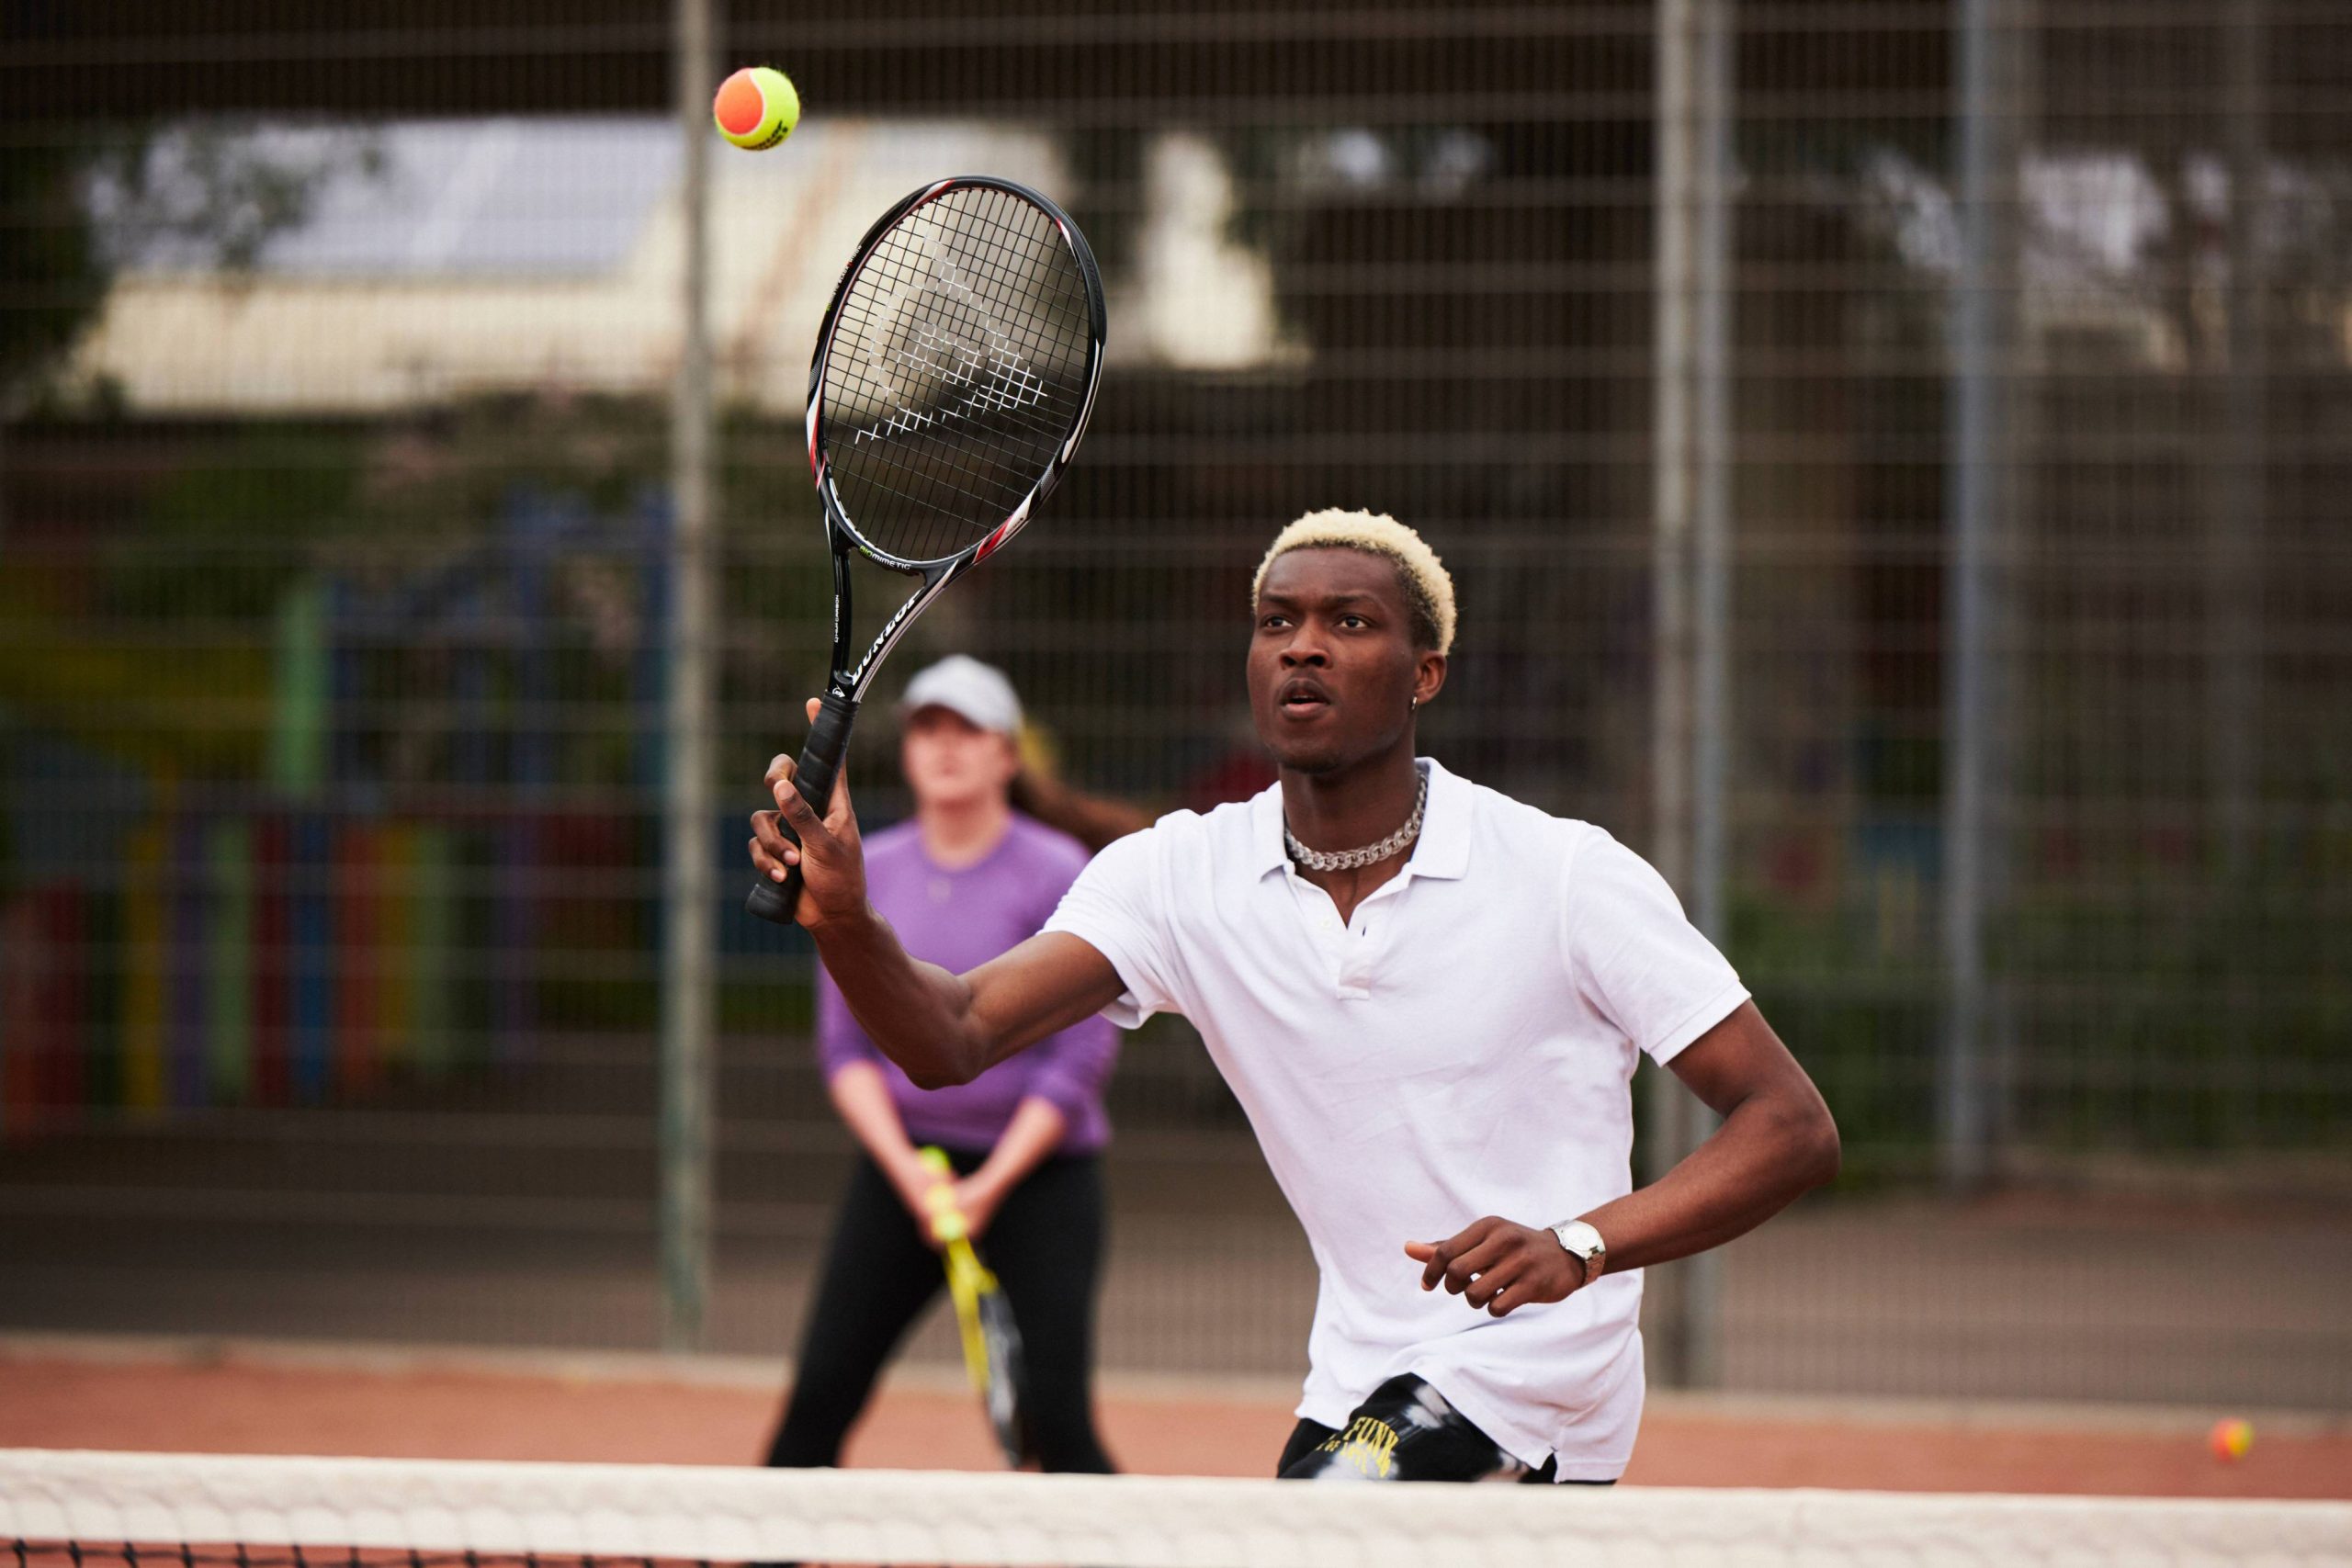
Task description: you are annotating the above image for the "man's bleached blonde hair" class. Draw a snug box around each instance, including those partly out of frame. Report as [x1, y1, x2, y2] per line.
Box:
[1251, 509, 1457, 656]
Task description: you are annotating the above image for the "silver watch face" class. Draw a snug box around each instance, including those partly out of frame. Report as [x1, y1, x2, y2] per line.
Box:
[1552, 1221, 1603, 1260]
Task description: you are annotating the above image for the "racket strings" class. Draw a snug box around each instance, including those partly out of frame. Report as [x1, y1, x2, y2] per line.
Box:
[876, 188, 1085, 436]
[834, 197, 1084, 547]
[822, 186, 1095, 565]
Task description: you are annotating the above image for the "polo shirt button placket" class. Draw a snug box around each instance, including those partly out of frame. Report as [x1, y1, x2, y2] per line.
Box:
[1290, 879, 1352, 998]
[1353, 868, 1422, 996]
[1338, 897, 1385, 998]
[1333, 934, 1367, 999]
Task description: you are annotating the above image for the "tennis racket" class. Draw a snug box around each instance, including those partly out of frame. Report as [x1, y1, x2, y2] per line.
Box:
[918, 1145, 1033, 1467]
[745, 175, 1107, 925]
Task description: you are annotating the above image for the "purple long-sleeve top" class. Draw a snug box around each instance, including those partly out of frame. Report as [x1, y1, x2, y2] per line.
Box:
[816, 813, 1118, 1154]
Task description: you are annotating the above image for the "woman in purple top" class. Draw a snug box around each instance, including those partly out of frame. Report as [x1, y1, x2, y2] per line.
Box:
[766, 655, 1122, 1474]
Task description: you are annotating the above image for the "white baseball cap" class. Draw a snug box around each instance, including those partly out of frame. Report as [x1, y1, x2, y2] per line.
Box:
[897, 654, 1023, 736]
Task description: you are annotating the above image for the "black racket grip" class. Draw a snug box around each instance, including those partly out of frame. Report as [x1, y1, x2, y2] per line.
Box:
[745, 690, 862, 926]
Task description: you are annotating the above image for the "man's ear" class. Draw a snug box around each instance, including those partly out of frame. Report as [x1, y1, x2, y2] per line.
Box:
[1414, 651, 1448, 706]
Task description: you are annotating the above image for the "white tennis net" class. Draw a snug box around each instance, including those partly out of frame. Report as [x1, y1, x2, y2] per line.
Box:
[5, 1449, 2348, 1568]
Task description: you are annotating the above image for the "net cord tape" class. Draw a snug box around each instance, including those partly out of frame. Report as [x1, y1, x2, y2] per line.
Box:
[6, 1450, 2352, 1568]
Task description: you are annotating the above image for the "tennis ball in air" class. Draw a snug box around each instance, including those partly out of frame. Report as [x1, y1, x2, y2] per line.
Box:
[713, 66, 799, 150]
[2208, 1417, 2254, 1462]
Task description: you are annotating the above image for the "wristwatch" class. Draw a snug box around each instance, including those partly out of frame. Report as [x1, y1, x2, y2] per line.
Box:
[1548, 1219, 1607, 1285]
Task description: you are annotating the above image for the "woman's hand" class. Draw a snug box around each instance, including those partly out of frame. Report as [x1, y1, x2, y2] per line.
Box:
[951, 1171, 1011, 1241]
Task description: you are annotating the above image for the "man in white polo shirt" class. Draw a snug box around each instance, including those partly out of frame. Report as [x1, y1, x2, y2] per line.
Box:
[750, 509, 1839, 1483]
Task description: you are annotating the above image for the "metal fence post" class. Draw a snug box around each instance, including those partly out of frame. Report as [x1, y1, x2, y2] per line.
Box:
[660, 0, 718, 1353]
[2211, 0, 2267, 884]
[1939, 0, 2018, 1197]
[1650, 0, 1736, 1389]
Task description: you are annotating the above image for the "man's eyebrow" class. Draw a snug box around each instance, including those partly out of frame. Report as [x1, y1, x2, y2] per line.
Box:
[1257, 589, 1384, 608]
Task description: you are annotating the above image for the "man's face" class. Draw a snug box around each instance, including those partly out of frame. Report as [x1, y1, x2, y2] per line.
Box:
[1247, 547, 1446, 775]
[900, 706, 1019, 809]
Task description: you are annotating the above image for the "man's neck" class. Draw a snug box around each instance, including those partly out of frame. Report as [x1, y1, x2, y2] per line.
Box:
[1279, 744, 1423, 857]
[920, 795, 1012, 870]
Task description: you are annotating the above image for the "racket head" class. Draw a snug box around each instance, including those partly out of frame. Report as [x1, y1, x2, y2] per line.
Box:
[807, 175, 1106, 575]
[941, 1235, 1032, 1467]
[973, 1272, 1032, 1465]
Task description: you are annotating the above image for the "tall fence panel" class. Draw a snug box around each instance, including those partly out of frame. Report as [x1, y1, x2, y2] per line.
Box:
[1, 1, 2346, 1408]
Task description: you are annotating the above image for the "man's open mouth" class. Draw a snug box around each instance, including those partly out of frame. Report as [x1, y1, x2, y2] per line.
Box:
[1278, 679, 1331, 716]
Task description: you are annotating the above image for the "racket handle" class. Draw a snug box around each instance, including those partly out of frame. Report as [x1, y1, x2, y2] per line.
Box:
[745, 690, 861, 925]
[915, 1145, 967, 1243]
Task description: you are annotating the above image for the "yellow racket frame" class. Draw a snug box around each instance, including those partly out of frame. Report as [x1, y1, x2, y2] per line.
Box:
[917, 1145, 1000, 1393]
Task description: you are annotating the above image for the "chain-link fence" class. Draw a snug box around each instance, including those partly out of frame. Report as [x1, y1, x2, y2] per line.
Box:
[3, 1, 2347, 1409]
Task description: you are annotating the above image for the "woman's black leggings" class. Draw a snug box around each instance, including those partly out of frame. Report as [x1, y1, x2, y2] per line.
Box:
[765, 1146, 1115, 1474]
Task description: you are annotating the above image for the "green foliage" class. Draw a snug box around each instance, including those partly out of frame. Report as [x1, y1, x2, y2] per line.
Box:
[0, 143, 107, 397]
[2, 123, 383, 400]
[1059, 130, 1147, 281]
[1999, 874, 2351, 1153]
[1727, 841, 2352, 1179]
[105, 426, 366, 623]
[713, 402, 834, 781]
[351, 392, 668, 541]
[1728, 886, 1939, 1181]
[86, 123, 383, 275]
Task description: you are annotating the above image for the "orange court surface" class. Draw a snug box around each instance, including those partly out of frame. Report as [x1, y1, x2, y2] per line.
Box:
[4, 1337, 2346, 1502]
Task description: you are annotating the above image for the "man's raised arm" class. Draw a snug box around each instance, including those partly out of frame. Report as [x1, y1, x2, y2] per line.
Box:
[748, 732, 1125, 1089]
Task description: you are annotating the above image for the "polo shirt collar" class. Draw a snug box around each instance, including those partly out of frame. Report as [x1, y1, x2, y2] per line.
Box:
[1250, 756, 1472, 882]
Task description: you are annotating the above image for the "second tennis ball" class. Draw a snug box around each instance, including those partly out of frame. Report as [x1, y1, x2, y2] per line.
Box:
[2209, 1417, 2254, 1462]
[714, 66, 799, 151]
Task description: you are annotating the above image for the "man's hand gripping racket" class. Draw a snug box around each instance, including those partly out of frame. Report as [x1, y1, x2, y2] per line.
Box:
[746, 176, 1106, 925]
[918, 1145, 1033, 1468]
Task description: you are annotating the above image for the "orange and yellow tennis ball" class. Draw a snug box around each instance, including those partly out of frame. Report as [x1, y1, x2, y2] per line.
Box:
[713, 66, 799, 150]
[2208, 1417, 2254, 1462]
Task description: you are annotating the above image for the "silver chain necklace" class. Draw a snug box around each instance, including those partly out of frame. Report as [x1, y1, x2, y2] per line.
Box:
[1283, 766, 1429, 873]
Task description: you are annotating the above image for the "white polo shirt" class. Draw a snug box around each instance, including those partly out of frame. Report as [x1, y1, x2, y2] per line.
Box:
[1043, 757, 1748, 1479]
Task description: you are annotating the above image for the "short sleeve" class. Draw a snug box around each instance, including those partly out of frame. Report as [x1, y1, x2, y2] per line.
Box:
[1023, 827, 1096, 933]
[1041, 823, 1182, 1029]
[1563, 830, 1749, 1066]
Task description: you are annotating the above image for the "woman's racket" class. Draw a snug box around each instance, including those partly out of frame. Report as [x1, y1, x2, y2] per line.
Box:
[918, 1146, 1033, 1467]
[745, 175, 1106, 925]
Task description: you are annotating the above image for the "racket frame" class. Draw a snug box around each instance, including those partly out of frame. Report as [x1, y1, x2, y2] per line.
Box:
[918, 1145, 1035, 1467]
[746, 175, 1105, 925]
